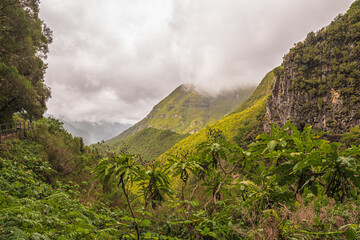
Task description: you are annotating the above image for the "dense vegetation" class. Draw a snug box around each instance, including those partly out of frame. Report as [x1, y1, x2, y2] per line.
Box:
[0, 0, 52, 123]
[1, 119, 360, 239]
[288, 3, 360, 99]
[0, 119, 117, 239]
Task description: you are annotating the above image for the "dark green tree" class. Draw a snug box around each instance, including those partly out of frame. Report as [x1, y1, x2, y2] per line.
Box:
[0, 0, 52, 123]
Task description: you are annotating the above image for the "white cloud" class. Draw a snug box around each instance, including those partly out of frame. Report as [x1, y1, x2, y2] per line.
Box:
[40, 0, 353, 123]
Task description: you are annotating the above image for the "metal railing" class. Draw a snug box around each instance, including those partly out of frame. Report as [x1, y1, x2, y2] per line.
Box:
[0, 121, 33, 144]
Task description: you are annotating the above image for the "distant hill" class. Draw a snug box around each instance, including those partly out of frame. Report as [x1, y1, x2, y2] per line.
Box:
[106, 84, 256, 145]
[47, 115, 131, 145]
[97, 128, 189, 162]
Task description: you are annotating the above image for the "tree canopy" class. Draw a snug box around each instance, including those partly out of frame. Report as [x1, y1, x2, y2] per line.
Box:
[0, 0, 52, 123]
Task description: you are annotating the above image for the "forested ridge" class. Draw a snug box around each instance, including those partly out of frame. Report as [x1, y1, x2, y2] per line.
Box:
[1, 0, 360, 239]
[266, 1, 360, 134]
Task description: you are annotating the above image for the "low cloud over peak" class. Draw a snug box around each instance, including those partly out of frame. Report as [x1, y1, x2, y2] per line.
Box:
[40, 0, 353, 123]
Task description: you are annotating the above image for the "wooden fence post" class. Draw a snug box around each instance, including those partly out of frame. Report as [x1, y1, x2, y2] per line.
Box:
[16, 122, 18, 139]
[0, 121, 34, 143]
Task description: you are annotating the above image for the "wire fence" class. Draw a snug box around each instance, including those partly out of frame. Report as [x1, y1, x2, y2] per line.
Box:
[0, 121, 33, 144]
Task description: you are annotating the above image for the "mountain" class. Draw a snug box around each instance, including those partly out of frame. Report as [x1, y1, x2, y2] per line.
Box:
[47, 115, 131, 145]
[97, 128, 189, 162]
[100, 84, 255, 161]
[106, 84, 256, 145]
[159, 1, 360, 161]
[157, 69, 276, 161]
[265, 2, 360, 134]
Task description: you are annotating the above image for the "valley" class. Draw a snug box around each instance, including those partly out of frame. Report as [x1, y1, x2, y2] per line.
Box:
[1, 0, 360, 239]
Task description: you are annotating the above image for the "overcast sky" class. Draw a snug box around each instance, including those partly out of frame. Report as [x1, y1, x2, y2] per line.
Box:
[39, 0, 353, 124]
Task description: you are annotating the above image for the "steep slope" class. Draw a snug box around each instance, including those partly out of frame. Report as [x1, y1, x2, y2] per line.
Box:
[98, 128, 189, 162]
[266, 1, 360, 134]
[157, 69, 276, 161]
[232, 70, 276, 114]
[106, 84, 255, 144]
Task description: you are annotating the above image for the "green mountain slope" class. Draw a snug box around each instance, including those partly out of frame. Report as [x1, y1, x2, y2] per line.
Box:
[232, 70, 277, 114]
[106, 84, 256, 144]
[98, 128, 189, 162]
[157, 69, 276, 161]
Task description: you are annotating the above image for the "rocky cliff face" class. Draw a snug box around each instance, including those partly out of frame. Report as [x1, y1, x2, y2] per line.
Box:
[265, 64, 359, 134]
[265, 2, 360, 134]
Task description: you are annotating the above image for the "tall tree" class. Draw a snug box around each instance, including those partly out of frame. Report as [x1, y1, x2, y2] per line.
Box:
[0, 0, 52, 123]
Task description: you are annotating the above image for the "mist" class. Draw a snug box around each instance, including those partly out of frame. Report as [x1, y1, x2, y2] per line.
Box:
[40, 0, 353, 123]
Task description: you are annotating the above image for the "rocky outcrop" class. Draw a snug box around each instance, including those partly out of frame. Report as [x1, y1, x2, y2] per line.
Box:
[265, 63, 360, 134]
[265, 3, 360, 134]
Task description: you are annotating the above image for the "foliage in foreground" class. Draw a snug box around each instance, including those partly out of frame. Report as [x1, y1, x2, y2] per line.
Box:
[94, 121, 360, 239]
[0, 140, 123, 239]
[1, 119, 360, 239]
